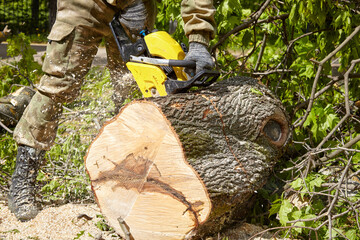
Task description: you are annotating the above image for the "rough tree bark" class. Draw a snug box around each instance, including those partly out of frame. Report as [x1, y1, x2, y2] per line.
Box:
[85, 76, 291, 240]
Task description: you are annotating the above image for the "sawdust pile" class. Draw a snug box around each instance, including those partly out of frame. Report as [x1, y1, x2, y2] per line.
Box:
[0, 201, 121, 240]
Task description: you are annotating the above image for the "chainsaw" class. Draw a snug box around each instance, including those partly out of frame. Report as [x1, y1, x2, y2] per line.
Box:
[109, 16, 219, 98]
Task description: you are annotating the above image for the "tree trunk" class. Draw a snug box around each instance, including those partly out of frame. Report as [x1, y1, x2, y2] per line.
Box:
[48, 0, 57, 31]
[85, 76, 291, 240]
[31, 0, 39, 27]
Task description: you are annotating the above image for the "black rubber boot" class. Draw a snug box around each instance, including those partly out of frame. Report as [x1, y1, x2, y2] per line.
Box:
[8, 145, 45, 221]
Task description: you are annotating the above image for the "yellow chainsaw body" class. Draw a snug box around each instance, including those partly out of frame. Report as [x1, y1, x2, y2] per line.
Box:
[126, 31, 188, 97]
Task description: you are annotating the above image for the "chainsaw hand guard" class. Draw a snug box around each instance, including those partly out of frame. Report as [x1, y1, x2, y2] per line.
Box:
[165, 70, 219, 95]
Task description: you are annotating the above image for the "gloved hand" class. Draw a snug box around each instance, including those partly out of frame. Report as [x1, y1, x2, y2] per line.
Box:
[118, 1, 147, 37]
[184, 42, 215, 76]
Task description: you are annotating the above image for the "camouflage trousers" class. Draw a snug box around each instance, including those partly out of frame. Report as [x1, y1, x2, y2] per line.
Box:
[13, 0, 156, 150]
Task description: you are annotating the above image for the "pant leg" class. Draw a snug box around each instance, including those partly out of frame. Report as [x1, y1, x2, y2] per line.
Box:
[13, 26, 104, 150]
[13, 0, 119, 150]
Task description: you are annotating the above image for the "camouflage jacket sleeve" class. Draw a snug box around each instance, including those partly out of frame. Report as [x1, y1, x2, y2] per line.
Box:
[181, 0, 216, 46]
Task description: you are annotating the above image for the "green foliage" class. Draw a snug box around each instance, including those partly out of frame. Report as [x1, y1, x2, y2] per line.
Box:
[155, 0, 186, 44]
[81, 66, 112, 99]
[0, 33, 42, 97]
[215, 0, 243, 34]
[7, 33, 43, 75]
[269, 170, 360, 239]
[303, 104, 340, 143]
[0, 0, 50, 35]
[95, 215, 113, 232]
[0, 133, 17, 189]
[38, 132, 92, 203]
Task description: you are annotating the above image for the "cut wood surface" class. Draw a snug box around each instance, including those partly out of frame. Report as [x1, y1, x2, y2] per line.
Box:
[85, 101, 211, 240]
[85, 77, 291, 239]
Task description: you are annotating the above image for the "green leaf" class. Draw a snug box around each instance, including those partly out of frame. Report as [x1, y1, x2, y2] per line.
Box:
[325, 228, 341, 239]
[291, 209, 302, 219]
[334, 13, 342, 29]
[299, 64, 315, 78]
[310, 176, 324, 190]
[303, 214, 316, 220]
[346, 229, 358, 240]
[269, 199, 282, 216]
[96, 220, 112, 231]
[289, 3, 297, 24]
[241, 30, 252, 46]
[293, 221, 305, 234]
[73, 230, 85, 240]
[241, 9, 251, 17]
[279, 199, 293, 225]
[49, 180, 60, 191]
[323, 113, 339, 130]
[291, 178, 303, 190]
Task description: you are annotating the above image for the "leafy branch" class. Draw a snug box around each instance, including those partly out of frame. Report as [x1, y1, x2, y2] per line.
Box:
[211, 0, 289, 54]
[294, 25, 360, 128]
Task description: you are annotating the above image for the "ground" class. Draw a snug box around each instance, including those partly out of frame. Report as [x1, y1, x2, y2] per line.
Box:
[0, 201, 121, 240]
[0, 200, 275, 240]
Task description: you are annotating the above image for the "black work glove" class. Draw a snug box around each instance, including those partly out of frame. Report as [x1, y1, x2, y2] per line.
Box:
[184, 42, 215, 76]
[119, 1, 147, 37]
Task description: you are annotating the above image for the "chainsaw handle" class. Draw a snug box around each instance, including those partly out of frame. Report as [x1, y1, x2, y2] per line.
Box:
[168, 59, 196, 68]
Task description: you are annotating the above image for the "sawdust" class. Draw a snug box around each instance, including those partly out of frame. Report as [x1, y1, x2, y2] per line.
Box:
[0, 201, 122, 240]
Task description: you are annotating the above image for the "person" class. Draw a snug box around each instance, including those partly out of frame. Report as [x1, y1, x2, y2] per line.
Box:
[6, 0, 216, 221]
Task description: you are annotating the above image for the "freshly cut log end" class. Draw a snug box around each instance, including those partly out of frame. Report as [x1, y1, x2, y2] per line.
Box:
[85, 101, 211, 240]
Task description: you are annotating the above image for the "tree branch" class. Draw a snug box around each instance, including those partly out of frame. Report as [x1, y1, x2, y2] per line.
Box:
[211, 0, 288, 53]
[254, 33, 268, 71]
[294, 25, 360, 128]
[319, 134, 360, 162]
[315, 59, 360, 150]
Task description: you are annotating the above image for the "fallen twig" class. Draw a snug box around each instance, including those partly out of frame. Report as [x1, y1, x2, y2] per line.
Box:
[0, 121, 13, 134]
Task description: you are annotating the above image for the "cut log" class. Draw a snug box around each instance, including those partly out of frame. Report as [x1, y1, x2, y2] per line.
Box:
[85, 101, 211, 240]
[85, 77, 291, 239]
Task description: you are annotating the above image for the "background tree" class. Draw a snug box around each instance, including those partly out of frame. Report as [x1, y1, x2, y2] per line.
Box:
[31, 0, 39, 27]
[48, 0, 57, 31]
